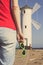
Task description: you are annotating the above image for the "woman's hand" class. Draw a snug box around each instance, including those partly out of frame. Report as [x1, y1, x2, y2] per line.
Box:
[17, 32, 24, 43]
[12, 0, 24, 43]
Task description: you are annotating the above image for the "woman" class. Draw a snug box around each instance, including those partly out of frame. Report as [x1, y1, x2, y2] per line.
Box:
[0, 0, 24, 65]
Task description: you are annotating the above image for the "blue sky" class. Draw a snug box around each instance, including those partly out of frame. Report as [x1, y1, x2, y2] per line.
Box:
[19, 0, 43, 48]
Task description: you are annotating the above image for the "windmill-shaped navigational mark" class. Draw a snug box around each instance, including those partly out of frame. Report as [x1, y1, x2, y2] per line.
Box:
[20, 2, 41, 49]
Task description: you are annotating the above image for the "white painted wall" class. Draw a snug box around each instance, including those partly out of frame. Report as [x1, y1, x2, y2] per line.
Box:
[21, 8, 32, 46]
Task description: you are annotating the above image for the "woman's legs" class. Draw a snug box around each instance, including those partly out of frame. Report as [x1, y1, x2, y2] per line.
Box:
[0, 27, 16, 65]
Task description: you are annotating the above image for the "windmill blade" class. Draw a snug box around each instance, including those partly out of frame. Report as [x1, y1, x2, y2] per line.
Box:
[32, 19, 41, 30]
[32, 3, 41, 14]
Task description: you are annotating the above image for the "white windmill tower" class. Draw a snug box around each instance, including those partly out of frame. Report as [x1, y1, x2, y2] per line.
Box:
[20, 0, 41, 48]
